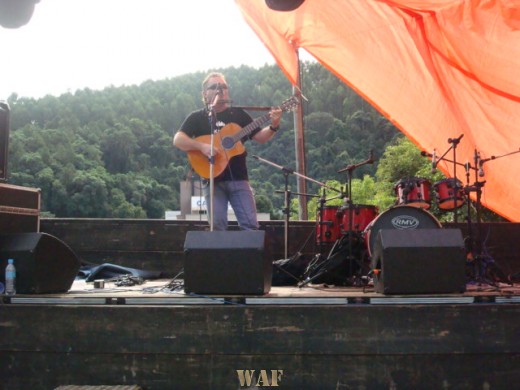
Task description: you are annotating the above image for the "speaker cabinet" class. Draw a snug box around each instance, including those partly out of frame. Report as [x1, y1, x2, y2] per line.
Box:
[0, 232, 80, 294]
[372, 229, 466, 294]
[0, 101, 9, 182]
[183, 230, 272, 295]
[0, 183, 41, 234]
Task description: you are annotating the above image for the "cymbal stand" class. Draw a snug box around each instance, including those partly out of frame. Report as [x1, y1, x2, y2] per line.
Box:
[252, 155, 329, 259]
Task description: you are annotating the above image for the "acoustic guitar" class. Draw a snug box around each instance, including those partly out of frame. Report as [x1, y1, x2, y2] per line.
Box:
[187, 96, 299, 179]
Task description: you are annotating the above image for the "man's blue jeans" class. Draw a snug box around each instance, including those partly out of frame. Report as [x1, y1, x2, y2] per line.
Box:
[203, 180, 259, 231]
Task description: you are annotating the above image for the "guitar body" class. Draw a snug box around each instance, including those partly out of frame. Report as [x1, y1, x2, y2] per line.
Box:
[187, 122, 246, 179]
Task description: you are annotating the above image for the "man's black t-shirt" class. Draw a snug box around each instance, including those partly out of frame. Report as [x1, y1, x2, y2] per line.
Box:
[179, 107, 259, 181]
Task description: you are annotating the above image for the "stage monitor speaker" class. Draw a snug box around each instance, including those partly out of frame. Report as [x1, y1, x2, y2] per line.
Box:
[372, 228, 466, 295]
[183, 230, 272, 295]
[0, 101, 9, 182]
[0, 232, 81, 294]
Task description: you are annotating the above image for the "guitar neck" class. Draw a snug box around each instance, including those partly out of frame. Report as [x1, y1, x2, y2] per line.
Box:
[231, 113, 271, 143]
[225, 96, 297, 143]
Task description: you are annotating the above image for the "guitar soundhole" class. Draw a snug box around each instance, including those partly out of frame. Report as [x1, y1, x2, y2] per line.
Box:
[221, 136, 235, 150]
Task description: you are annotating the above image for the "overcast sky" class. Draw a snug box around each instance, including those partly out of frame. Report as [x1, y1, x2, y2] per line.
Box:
[1, 0, 283, 100]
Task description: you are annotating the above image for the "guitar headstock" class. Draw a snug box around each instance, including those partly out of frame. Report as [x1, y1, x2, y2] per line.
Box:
[280, 95, 300, 113]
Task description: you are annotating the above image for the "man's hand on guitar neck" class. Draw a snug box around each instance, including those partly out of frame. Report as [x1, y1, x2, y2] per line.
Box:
[252, 106, 283, 144]
[269, 106, 283, 128]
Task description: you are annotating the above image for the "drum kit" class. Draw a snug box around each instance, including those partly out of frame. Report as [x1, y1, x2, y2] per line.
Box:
[304, 174, 457, 287]
[302, 135, 520, 287]
[263, 136, 520, 288]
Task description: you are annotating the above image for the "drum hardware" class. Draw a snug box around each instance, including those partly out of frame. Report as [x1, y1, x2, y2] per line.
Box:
[299, 232, 368, 287]
[421, 148, 468, 213]
[432, 134, 465, 222]
[253, 154, 332, 261]
[462, 147, 520, 285]
[299, 151, 376, 288]
[424, 136, 492, 281]
[425, 140, 519, 285]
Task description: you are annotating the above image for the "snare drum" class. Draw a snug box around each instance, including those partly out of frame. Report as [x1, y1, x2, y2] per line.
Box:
[363, 205, 442, 256]
[434, 178, 465, 210]
[341, 204, 378, 233]
[316, 206, 343, 244]
[394, 177, 431, 209]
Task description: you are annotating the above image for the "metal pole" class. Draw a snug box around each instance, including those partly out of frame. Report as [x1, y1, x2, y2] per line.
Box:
[293, 50, 308, 220]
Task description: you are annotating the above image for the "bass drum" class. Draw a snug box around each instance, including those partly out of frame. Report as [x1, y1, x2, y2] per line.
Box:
[363, 205, 442, 256]
[341, 204, 379, 233]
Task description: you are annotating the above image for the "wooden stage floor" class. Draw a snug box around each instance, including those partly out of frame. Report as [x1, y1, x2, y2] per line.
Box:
[8, 277, 520, 303]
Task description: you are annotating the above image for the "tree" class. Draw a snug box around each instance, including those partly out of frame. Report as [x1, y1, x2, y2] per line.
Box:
[6, 62, 501, 220]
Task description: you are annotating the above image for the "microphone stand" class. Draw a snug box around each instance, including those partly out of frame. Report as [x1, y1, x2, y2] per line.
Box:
[336, 151, 375, 285]
[206, 92, 222, 232]
[435, 134, 464, 222]
[252, 155, 327, 259]
[468, 147, 520, 284]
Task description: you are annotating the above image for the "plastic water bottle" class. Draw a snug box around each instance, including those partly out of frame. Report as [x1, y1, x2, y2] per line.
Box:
[5, 258, 16, 296]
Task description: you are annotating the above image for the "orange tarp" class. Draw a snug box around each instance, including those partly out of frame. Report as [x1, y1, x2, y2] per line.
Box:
[235, 0, 520, 222]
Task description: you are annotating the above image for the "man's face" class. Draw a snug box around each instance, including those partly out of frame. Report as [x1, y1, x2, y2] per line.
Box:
[203, 76, 229, 108]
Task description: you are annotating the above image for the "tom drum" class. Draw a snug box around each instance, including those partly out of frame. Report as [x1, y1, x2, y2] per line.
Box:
[434, 178, 465, 210]
[394, 177, 431, 209]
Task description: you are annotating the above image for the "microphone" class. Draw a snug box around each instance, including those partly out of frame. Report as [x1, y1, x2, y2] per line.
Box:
[209, 91, 220, 109]
[431, 149, 437, 173]
[448, 134, 464, 144]
[478, 159, 485, 177]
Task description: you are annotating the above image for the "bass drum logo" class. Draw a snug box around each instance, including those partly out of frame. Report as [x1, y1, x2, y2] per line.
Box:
[391, 215, 420, 229]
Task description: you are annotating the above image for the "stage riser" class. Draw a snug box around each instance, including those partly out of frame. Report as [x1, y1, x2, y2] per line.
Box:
[1, 304, 519, 389]
[1, 353, 518, 390]
[2, 305, 519, 355]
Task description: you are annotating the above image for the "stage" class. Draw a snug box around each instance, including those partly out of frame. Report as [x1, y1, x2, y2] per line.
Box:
[1, 219, 520, 389]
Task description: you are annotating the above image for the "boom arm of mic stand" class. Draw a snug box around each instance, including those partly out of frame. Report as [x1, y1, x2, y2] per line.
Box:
[337, 157, 373, 174]
[252, 155, 341, 193]
[276, 190, 320, 199]
[432, 156, 477, 171]
[479, 147, 520, 166]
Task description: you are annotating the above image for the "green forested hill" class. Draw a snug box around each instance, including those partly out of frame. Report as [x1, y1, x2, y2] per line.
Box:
[6, 62, 404, 219]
